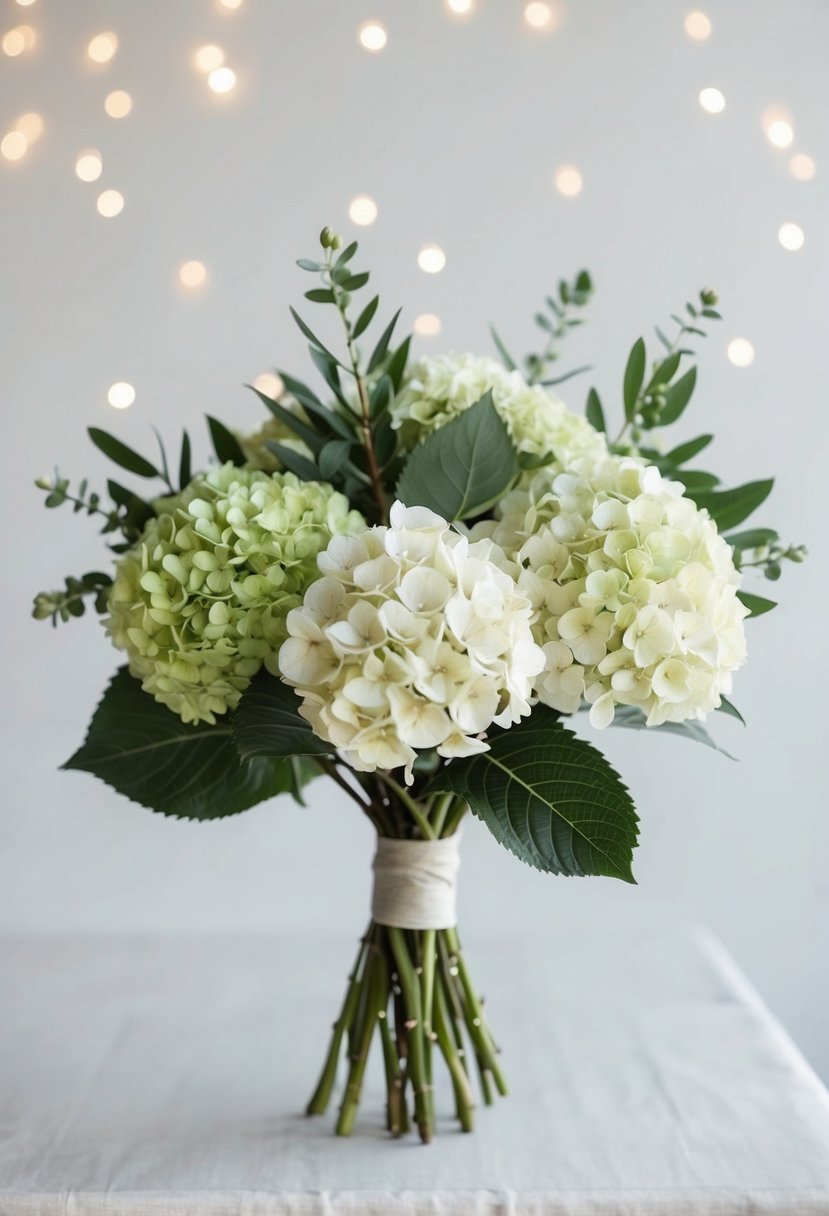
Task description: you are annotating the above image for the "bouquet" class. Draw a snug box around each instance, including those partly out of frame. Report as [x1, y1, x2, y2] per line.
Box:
[35, 227, 804, 1142]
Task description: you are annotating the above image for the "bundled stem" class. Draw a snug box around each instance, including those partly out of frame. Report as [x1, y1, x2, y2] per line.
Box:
[305, 792, 506, 1142]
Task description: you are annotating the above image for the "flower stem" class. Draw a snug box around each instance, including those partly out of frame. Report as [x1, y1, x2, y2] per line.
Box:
[306, 928, 371, 1116]
[387, 926, 433, 1143]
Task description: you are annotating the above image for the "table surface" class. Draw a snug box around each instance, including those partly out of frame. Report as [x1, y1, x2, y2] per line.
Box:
[2, 922, 829, 1216]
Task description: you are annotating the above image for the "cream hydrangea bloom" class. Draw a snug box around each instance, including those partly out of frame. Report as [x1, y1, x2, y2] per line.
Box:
[392, 352, 608, 472]
[279, 502, 545, 782]
[106, 464, 365, 725]
[474, 456, 748, 728]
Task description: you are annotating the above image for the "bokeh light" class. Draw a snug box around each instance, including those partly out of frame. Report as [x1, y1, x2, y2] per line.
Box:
[207, 66, 236, 93]
[107, 382, 135, 409]
[778, 222, 804, 252]
[96, 188, 124, 218]
[554, 164, 583, 197]
[75, 149, 102, 181]
[359, 22, 387, 51]
[194, 44, 224, 72]
[789, 153, 816, 182]
[727, 338, 755, 368]
[1, 131, 28, 161]
[87, 32, 118, 64]
[414, 314, 442, 337]
[699, 87, 726, 114]
[524, 2, 558, 30]
[348, 195, 379, 226]
[104, 90, 132, 118]
[179, 260, 207, 288]
[253, 372, 284, 399]
[447, 0, 474, 14]
[16, 112, 43, 142]
[683, 11, 712, 40]
[3, 25, 35, 56]
[417, 245, 447, 274]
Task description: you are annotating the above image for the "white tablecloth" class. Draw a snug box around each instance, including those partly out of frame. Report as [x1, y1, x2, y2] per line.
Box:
[2, 923, 829, 1215]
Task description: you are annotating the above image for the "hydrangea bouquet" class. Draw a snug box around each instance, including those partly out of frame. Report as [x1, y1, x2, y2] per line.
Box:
[35, 228, 803, 1142]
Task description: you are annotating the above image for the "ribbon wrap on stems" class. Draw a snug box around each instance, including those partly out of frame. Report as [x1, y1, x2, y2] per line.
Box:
[371, 834, 461, 929]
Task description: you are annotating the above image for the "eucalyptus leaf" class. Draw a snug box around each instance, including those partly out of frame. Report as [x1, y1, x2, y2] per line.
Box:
[662, 434, 713, 467]
[658, 367, 697, 425]
[289, 306, 340, 364]
[396, 394, 518, 521]
[352, 294, 379, 339]
[249, 387, 324, 453]
[207, 416, 246, 466]
[693, 479, 774, 531]
[88, 428, 159, 479]
[367, 308, 402, 373]
[585, 387, 606, 433]
[623, 338, 646, 420]
[430, 709, 638, 881]
[64, 668, 302, 819]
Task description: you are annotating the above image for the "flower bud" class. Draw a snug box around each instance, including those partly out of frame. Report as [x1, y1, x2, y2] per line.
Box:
[700, 288, 719, 307]
[35, 475, 52, 490]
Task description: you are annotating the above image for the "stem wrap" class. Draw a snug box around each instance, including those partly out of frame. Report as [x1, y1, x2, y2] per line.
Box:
[371, 834, 461, 929]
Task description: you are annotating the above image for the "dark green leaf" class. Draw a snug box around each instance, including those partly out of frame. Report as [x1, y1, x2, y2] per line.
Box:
[63, 668, 300, 819]
[585, 387, 606, 433]
[725, 527, 779, 550]
[369, 374, 392, 419]
[430, 710, 638, 882]
[289, 306, 340, 364]
[352, 294, 379, 339]
[678, 470, 720, 493]
[623, 338, 646, 421]
[106, 480, 154, 530]
[367, 308, 402, 373]
[342, 271, 369, 291]
[737, 590, 777, 618]
[305, 288, 336, 304]
[178, 429, 192, 489]
[693, 479, 774, 531]
[233, 674, 335, 761]
[206, 416, 246, 466]
[609, 704, 735, 760]
[275, 373, 355, 441]
[334, 240, 358, 268]
[248, 387, 324, 454]
[658, 366, 697, 425]
[646, 351, 682, 390]
[662, 433, 713, 467]
[717, 697, 746, 725]
[88, 428, 159, 479]
[318, 438, 353, 480]
[396, 394, 518, 521]
[264, 443, 321, 481]
[386, 334, 411, 391]
[308, 345, 348, 406]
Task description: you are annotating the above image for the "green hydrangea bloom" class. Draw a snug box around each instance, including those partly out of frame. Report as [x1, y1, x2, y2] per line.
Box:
[106, 464, 365, 725]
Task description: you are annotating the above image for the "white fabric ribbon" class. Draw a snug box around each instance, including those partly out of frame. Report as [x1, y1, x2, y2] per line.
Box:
[371, 834, 461, 930]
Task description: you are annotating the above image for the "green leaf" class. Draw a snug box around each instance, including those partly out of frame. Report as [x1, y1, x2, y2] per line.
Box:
[658, 367, 697, 426]
[369, 374, 392, 419]
[63, 668, 301, 819]
[352, 294, 379, 339]
[88, 428, 159, 479]
[693, 479, 774, 531]
[342, 271, 369, 292]
[386, 335, 411, 391]
[623, 338, 646, 420]
[296, 257, 324, 272]
[396, 394, 518, 521]
[662, 433, 713, 467]
[678, 470, 720, 493]
[178, 429, 192, 489]
[725, 527, 779, 550]
[289, 306, 340, 364]
[585, 387, 606, 433]
[275, 373, 355, 441]
[334, 240, 358, 268]
[318, 438, 353, 480]
[646, 351, 682, 391]
[106, 479, 154, 532]
[206, 416, 246, 466]
[249, 387, 324, 454]
[737, 590, 777, 618]
[264, 443, 321, 481]
[430, 710, 638, 882]
[367, 308, 402, 373]
[609, 705, 735, 760]
[541, 364, 592, 387]
[233, 674, 335, 761]
[489, 325, 517, 371]
[717, 696, 746, 725]
[308, 345, 348, 406]
[304, 288, 336, 304]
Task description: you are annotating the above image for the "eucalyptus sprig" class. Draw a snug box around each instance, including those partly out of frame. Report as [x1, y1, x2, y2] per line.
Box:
[32, 571, 113, 627]
[491, 269, 594, 388]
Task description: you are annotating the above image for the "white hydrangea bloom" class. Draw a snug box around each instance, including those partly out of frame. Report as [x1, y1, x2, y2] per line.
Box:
[474, 456, 748, 729]
[392, 352, 608, 474]
[279, 502, 545, 782]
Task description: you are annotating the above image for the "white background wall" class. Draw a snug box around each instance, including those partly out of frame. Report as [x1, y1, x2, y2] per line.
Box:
[2, 0, 827, 1077]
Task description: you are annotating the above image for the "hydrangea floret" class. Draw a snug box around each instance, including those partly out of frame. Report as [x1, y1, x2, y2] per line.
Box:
[392, 352, 608, 471]
[279, 501, 545, 782]
[474, 456, 748, 728]
[106, 463, 365, 725]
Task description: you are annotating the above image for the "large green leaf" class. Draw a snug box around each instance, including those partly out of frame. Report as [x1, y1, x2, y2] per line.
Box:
[693, 479, 774, 531]
[233, 673, 335, 761]
[63, 668, 304, 819]
[609, 704, 735, 759]
[396, 394, 518, 521]
[431, 710, 638, 882]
